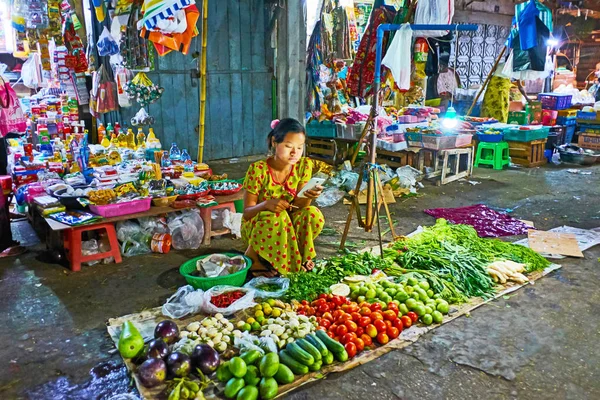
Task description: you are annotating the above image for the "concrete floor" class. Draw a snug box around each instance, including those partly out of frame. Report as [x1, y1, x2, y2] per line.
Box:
[1, 161, 599, 400]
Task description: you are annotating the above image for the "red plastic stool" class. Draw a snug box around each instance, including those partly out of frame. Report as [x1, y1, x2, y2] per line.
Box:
[199, 202, 236, 245]
[63, 222, 122, 271]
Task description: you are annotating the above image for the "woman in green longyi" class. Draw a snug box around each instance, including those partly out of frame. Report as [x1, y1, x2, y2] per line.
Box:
[242, 118, 324, 276]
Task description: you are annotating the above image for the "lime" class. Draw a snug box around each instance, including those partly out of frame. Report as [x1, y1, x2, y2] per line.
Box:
[242, 323, 252, 332]
[432, 310, 443, 324]
[256, 315, 265, 324]
[418, 281, 430, 291]
[421, 314, 433, 325]
[251, 321, 261, 331]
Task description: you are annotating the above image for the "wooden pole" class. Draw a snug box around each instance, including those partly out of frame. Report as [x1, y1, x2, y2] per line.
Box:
[466, 46, 506, 116]
[197, 0, 208, 163]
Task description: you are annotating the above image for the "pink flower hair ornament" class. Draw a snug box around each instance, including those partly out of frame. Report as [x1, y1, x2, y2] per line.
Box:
[270, 119, 280, 129]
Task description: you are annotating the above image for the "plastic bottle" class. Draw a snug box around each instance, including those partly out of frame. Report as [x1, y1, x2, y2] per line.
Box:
[169, 142, 181, 161]
[180, 149, 192, 165]
[161, 150, 172, 167]
[106, 123, 114, 138]
[97, 122, 106, 144]
[117, 127, 127, 148]
[126, 128, 136, 149]
[114, 122, 121, 136]
[110, 132, 120, 148]
[101, 135, 110, 148]
[136, 128, 146, 149]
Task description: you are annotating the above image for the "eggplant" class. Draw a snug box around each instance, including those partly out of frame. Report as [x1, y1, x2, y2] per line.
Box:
[147, 339, 169, 360]
[166, 351, 192, 378]
[137, 358, 167, 388]
[154, 320, 179, 345]
[191, 344, 220, 375]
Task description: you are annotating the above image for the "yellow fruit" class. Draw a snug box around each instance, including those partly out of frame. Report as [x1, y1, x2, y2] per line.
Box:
[263, 307, 272, 316]
[254, 304, 263, 311]
[266, 299, 276, 306]
[254, 310, 264, 318]
[246, 317, 256, 324]
[271, 308, 281, 318]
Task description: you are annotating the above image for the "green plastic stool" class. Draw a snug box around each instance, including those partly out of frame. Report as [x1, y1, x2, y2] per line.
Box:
[474, 141, 510, 170]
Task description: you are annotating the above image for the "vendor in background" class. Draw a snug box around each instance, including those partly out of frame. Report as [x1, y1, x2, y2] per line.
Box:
[242, 118, 324, 277]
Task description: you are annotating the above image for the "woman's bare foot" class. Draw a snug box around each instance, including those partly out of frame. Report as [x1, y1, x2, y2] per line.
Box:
[302, 260, 315, 272]
[245, 246, 278, 277]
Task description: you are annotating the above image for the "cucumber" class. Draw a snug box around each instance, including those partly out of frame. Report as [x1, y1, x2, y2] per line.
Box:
[279, 350, 309, 375]
[286, 342, 314, 366]
[308, 360, 322, 372]
[305, 334, 329, 357]
[334, 349, 349, 362]
[315, 330, 345, 355]
[296, 338, 322, 362]
[322, 350, 334, 365]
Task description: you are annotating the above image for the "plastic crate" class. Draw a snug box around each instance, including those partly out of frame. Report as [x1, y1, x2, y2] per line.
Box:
[576, 111, 600, 123]
[405, 132, 423, 148]
[455, 133, 473, 147]
[556, 116, 576, 126]
[508, 111, 530, 125]
[306, 121, 336, 138]
[557, 109, 577, 118]
[179, 253, 252, 290]
[89, 197, 151, 217]
[476, 132, 504, 142]
[538, 93, 572, 110]
[504, 127, 550, 142]
[422, 134, 457, 150]
[541, 109, 558, 126]
[565, 125, 576, 144]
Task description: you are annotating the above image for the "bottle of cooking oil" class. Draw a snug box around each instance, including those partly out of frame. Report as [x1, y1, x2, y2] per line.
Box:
[136, 127, 146, 149]
[126, 128, 136, 149]
[110, 132, 119, 149]
[117, 128, 127, 148]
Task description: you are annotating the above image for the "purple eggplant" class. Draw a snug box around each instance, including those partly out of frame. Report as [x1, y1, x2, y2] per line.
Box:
[154, 320, 179, 345]
[147, 339, 169, 360]
[191, 344, 220, 375]
[166, 351, 192, 378]
[137, 358, 167, 388]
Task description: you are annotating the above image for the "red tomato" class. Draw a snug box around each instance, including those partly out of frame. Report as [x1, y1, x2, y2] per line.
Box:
[320, 319, 331, 329]
[333, 336, 341, 342]
[400, 315, 412, 328]
[360, 334, 373, 347]
[336, 325, 348, 337]
[326, 330, 335, 338]
[311, 298, 324, 307]
[318, 304, 329, 314]
[350, 312, 362, 322]
[344, 342, 357, 358]
[365, 324, 378, 338]
[345, 320, 358, 333]
[370, 303, 382, 312]
[359, 307, 372, 316]
[387, 302, 399, 313]
[341, 333, 355, 345]
[383, 310, 398, 321]
[297, 310, 306, 315]
[327, 293, 333, 300]
[356, 327, 364, 337]
[370, 312, 383, 321]
[359, 302, 369, 309]
[319, 293, 328, 299]
[376, 332, 389, 345]
[374, 319, 387, 333]
[385, 320, 393, 328]
[352, 337, 365, 352]
[332, 310, 344, 320]
[387, 326, 400, 339]
[301, 300, 309, 306]
[392, 318, 404, 332]
[406, 312, 418, 323]
[347, 303, 360, 314]
[358, 316, 372, 328]
[332, 296, 345, 307]
[322, 312, 333, 322]
[341, 304, 350, 313]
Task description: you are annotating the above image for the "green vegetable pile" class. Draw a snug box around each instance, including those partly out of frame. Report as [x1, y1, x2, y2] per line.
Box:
[383, 219, 551, 302]
[284, 251, 393, 302]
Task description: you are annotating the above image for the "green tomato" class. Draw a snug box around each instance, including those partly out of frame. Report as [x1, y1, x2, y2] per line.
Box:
[357, 295, 366, 303]
[421, 314, 433, 325]
[437, 302, 450, 315]
[424, 306, 433, 315]
[405, 298, 417, 310]
[414, 305, 426, 317]
[426, 289, 434, 298]
[418, 281, 430, 291]
[432, 311, 443, 324]
[398, 303, 409, 315]
[365, 289, 376, 299]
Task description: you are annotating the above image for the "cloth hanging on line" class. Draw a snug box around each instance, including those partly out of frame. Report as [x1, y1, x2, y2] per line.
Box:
[517, 0, 540, 51]
[412, 0, 455, 38]
[381, 23, 412, 91]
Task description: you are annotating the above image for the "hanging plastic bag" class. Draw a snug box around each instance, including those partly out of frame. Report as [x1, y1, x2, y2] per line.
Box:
[124, 72, 164, 107]
[115, 65, 132, 108]
[97, 27, 120, 56]
[413, 0, 455, 38]
[202, 286, 256, 316]
[382, 23, 412, 90]
[0, 78, 27, 135]
[93, 65, 118, 114]
[130, 107, 155, 126]
[167, 210, 204, 250]
[244, 277, 290, 299]
[162, 285, 205, 319]
[21, 54, 41, 89]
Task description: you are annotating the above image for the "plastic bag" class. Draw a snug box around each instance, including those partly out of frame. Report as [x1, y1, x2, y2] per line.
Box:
[202, 285, 256, 316]
[97, 26, 120, 56]
[222, 209, 242, 238]
[115, 65, 131, 108]
[116, 220, 151, 256]
[130, 107, 155, 126]
[244, 277, 290, 299]
[82, 239, 99, 266]
[98, 233, 115, 264]
[382, 23, 412, 90]
[396, 166, 422, 193]
[21, 54, 41, 89]
[233, 331, 277, 355]
[413, 0, 455, 38]
[316, 186, 346, 207]
[139, 216, 169, 234]
[162, 285, 205, 319]
[168, 210, 204, 250]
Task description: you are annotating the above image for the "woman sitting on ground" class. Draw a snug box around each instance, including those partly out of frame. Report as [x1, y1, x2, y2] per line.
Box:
[242, 118, 324, 276]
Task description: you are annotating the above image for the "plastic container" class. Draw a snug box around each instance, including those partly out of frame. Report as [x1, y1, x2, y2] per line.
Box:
[504, 126, 549, 142]
[179, 253, 252, 290]
[476, 132, 504, 142]
[306, 121, 336, 138]
[90, 197, 151, 217]
[556, 116, 576, 126]
[565, 125, 576, 144]
[455, 133, 473, 147]
[538, 93, 573, 110]
[54, 188, 90, 211]
[541, 109, 558, 126]
[151, 195, 178, 207]
[209, 180, 243, 196]
[405, 132, 423, 147]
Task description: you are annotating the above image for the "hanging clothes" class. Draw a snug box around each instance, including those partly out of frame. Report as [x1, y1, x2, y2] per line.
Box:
[425, 32, 453, 76]
[381, 24, 412, 91]
[347, 7, 396, 98]
[331, 6, 352, 60]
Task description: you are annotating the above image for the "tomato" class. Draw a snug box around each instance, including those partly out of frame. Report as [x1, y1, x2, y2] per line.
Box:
[387, 302, 399, 313]
[336, 325, 348, 337]
[319, 293, 328, 299]
[374, 319, 387, 333]
[347, 303, 360, 314]
[359, 302, 369, 309]
[392, 318, 403, 332]
[383, 310, 398, 321]
[384, 320, 392, 328]
[370, 312, 383, 321]
[406, 311, 418, 323]
[326, 330, 335, 338]
[327, 293, 333, 300]
[301, 300, 309, 306]
[322, 312, 333, 322]
[297, 310, 306, 315]
[358, 316, 372, 328]
[361, 334, 373, 346]
[359, 307, 372, 316]
[356, 326, 364, 337]
[320, 319, 331, 329]
[341, 333, 356, 345]
[318, 304, 329, 314]
[332, 310, 344, 320]
[333, 336, 341, 342]
[400, 315, 412, 328]
[376, 332, 389, 345]
[370, 303, 382, 312]
[387, 326, 400, 339]
[344, 342, 357, 358]
[344, 320, 357, 333]
[350, 312, 361, 322]
[337, 314, 352, 325]
[332, 295, 345, 307]
[341, 304, 350, 313]
[365, 324, 377, 338]
[311, 298, 325, 307]
[352, 337, 365, 352]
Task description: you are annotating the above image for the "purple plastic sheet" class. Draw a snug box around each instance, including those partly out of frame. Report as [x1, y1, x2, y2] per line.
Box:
[424, 204, 531, 237]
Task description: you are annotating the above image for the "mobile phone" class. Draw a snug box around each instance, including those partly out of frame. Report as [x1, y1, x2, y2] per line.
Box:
[297, 177, 326, 198]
